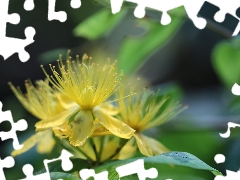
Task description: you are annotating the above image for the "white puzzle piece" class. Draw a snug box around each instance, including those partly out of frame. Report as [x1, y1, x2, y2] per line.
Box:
[116, 159, 158, 180]
[79, 169, 108, 180]
[110, 0, 240, 35]
[20, 149, 74, 180]
[0, 156, 15, 180]
[0, 101, 28, 150]
[0, 0, 35, 62]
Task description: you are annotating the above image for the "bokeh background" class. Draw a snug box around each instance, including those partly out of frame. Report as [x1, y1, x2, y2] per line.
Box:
[0, 0, 240, 179]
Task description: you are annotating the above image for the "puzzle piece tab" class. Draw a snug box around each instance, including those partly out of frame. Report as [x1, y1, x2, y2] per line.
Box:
[48, 0, 67, 22]
[215, 170, 240, 180]
[0, 0, 36, 62]
[116, 159, 158, 180]
[24, 0, 35, 11]
[110, 0, 186, 25]
[21, 149, 74, 180]
[214, 120, 240, 179]
[21, 164, 49, 180]
[214, 154, 225, 164]
[214, 151, 240, 180]
[24, 0, 81, 20]
[0, 101, 28, 150]
[197, 1, 240, 37]
[220, 122, 240, 138]
[79, 169, 108, 180]
[110, 0, 240, 36]
[70, 0, 81, 9]
[48, 0, 81, 22]
[232, 83, 240, 96]
[0, 156, 14, 180]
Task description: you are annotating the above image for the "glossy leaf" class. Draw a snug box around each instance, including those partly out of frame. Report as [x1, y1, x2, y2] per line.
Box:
[50, 172, 79, 180]
[73, 8, 127, 40]
[94, 151, 222, 179]
[212, 38, 240, 87]
[117, 8, 184, 75]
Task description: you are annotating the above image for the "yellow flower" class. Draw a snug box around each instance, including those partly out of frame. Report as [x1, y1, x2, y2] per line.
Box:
[38, 54, 135, 146]
[8, 80, 67, 156]
[117, 87, 185, 156]
[61, 135, 137, 163]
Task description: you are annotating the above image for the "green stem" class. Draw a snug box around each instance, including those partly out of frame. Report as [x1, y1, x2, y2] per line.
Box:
[90, 138, 100, 163]
[98, 137, 105, 162]
[105, 138, 129, 162]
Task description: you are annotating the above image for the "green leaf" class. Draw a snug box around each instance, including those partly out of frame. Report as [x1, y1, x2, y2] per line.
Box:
[35, 158, 88, 175]
[212, 38, 240, 87]
[229, 96, 240, 109]
[50, 172, 79, 180]
[38, 48, 68, 64]
[117, 7, 184, 75]
[93, 0, 111, 6]
[154, 82, 184, 102]
[73, 8, 127, 40]
[94, 151, 222, 179]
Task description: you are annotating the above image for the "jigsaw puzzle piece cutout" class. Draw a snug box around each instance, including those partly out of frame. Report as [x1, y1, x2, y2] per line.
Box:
[0, 156, 14, 180]
[48, 0, 67, 22]
[214, 121, 240, 179]
[0, 0, 20, 36]
[0, 0, 35, 62]
[21, 149, 74, 180]
[113, 0, 186, 25]
[237, 8, 240, 18]
[116, 159, 158, 180]
[0, 26, 36, 62]
[197, 1, 240, 37]
[214, 170, 240, 180]
[79, 169, 108, 180]
[0, 101, 28, 150]
[21, 164, 50, 180]
[110, 0, 214, 27]
[24, 0, 81, 13]
[232, 83, 240, 96]
[70, 0, 81, 9]
[6, 13, 20, 25]
[47, 149, 74, 172]
[24, 0, 35, 11]
[214, 154, 225, 164]
[110, 0, 179, 25]
[110, 0, 240, 33]
[110, 0, 124, 14]
[220, 122, 240, 138]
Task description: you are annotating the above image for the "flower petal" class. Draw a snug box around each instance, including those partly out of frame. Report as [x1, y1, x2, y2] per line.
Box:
[113, 137, 137, 160]
[93, 106, 135, 139]
[69, 110, 94, 146]
[145, 135, 169, 155]
[99, 103, 119, 115]
[92, 136, 102, 153]
[56, 93, 78, 109]
[92, 135, 120, 161]
[91, 124, 112, 137]
[35, 106, 79, 130]
[134, 133, 152, 156]
[37, 130, 55, 153]
[53, 121, 71, 139]
[60, 139, 87, 159]
[100, 141, 119, 162]
[134, 133, 169, 156]
[77, 139, 96, 161]
[11, 130, 49, 157]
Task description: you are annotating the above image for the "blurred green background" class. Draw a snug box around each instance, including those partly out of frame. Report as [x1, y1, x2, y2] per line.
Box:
[0, 0, 240, 179]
